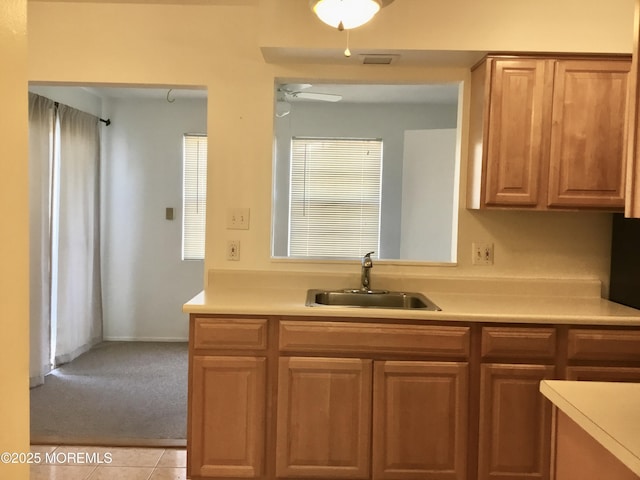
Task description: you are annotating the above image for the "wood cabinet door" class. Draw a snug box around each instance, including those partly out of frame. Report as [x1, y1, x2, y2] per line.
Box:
[190, 356, 266, 478]
[478, 363, 555, 480]
[548, 59, 629, 208]
[372, 361, 469, 480]
[484, 58, 553, 207]
[276, 357, 372, 479]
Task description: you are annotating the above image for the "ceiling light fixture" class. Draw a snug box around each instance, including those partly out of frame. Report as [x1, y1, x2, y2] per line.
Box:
[310, 0, 394, 31]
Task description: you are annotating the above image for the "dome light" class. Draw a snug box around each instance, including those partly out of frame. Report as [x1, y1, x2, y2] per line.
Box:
[310, 0, 393, 30]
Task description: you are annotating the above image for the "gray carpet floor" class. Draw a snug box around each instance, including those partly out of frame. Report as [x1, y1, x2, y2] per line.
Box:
[30, 341, 188, 445]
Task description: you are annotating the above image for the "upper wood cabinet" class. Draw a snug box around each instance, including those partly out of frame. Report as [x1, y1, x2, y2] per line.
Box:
[468, 55, 630, 211]
[626, 0, 640, 217]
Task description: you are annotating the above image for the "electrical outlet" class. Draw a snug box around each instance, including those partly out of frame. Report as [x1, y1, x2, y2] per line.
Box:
[227, 208, 250, 230]
[227, 240, 240, 261]
[472, 242, 494, 265]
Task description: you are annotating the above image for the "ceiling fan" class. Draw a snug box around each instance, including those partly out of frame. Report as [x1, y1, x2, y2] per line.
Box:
[278, 83, 343, 103]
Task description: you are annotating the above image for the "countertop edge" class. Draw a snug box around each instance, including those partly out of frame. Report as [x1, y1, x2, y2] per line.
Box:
[182, 289, 640, 326]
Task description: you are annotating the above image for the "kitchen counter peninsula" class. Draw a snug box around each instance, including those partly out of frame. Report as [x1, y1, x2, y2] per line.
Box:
[541, 380, 640, 479]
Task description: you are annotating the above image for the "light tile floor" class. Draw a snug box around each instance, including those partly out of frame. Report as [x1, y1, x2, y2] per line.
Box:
[30, 445, 186, 480]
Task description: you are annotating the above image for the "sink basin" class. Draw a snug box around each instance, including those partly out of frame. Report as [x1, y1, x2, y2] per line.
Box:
[305, 289, 441, 311]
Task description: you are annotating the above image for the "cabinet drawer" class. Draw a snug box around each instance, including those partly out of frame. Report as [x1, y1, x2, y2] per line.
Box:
[193, 317, 268, 351]
[568, 329, 640, 362]
[565, 366, 640, 382]
[481, 326, 556, 360]
[279, 321, 470, 358]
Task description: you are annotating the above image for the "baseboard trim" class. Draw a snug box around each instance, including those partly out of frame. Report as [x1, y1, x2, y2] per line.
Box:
[31, 435, 186, 448]
[102, 336, 188, 342]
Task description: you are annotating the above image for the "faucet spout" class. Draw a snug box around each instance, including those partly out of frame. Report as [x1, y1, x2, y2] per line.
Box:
[361, 251, 375, 292]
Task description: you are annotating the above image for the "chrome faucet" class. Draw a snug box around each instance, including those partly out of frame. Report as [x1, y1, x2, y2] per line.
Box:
[361, 251, 375, 292]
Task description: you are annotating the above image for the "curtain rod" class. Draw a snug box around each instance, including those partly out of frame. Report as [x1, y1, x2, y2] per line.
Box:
[53, 101, 111, 126]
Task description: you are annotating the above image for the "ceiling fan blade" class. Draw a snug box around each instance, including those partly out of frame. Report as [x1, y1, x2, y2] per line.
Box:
[293, 91, 342, 102]
[284, 83, 312, 91]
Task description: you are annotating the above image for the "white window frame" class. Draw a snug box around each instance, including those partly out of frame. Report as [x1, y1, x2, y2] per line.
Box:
[182, 134, 208, 260]
[288, 136, 383, 258]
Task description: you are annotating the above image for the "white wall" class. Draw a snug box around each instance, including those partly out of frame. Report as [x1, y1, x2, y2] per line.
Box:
[401, 129, 458, 261]
[102, 96, 206, 340]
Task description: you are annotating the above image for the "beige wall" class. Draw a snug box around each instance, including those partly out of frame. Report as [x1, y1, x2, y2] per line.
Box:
[27, 1, 635, 294]
[0, 0, 29, 478]
[259, 0, 633, 54]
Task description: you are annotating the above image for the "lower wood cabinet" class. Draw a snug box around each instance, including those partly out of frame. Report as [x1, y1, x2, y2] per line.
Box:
[276, 357, 469, 480]
[566, 366, 640, 382]
[372, 361, 468, 480]
[190, 356, 267, 479]
[275, 357, 373, 479]
[478, 364, 555, 480]
[188, 316, 640, 480]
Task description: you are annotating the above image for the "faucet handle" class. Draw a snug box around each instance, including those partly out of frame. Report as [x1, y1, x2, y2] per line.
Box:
[364, 251, 375, 258]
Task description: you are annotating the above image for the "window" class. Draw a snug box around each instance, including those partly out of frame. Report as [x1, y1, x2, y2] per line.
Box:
[289, 137, 382, 258]
[182, 134, 208, 260]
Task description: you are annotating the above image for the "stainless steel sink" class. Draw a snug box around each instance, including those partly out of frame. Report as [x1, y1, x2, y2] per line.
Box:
[305, 289, 441, 311]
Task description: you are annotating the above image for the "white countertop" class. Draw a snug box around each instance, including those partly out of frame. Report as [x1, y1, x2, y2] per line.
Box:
[183, 270, 640, 325]
[540, 380, 640, 476]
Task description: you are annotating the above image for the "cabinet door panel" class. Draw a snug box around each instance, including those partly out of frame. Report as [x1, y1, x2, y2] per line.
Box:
[372, 361, 469, 480]
[478, 363, 555, 480]
[190, 356, 266, 478]
[276, 357, 372, 479]
[548, 60, 629, 208]
[484, 58, 552, 206]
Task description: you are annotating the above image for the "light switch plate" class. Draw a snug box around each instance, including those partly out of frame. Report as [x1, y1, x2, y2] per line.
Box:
[472, 242, 494, 265]
[227, 208, 250, 230]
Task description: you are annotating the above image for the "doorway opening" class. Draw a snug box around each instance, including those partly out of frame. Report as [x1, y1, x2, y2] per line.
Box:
[28, 84, 207, 446]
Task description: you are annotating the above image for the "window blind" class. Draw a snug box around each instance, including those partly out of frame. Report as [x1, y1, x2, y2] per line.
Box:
[182, 134, 208, 260]
[289, 137, 382, 258]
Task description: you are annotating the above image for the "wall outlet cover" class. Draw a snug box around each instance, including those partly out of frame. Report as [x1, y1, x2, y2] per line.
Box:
[227, 240, 240, 261]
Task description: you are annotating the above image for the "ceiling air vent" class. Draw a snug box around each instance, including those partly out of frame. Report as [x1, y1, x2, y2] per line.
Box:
[360, 54, 399, 65]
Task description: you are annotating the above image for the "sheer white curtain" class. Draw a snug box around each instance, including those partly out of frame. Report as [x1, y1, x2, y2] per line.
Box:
[28, 94, 103, 386]
[29, 93, 55, 387]
[53, 104, 103, 365]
